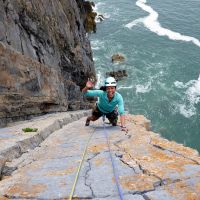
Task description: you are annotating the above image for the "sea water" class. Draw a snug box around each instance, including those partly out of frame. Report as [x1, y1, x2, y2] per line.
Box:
[89, 0, 200, 152]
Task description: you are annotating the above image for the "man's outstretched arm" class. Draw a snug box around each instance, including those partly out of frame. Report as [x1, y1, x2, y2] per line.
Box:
[120, 114, 128, 133]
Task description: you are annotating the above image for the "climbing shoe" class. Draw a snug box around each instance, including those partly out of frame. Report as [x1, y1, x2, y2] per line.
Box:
[85, 118, 90, 126]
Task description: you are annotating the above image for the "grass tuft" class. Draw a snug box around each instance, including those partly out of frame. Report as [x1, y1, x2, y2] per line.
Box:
[22, 127, 38, 133]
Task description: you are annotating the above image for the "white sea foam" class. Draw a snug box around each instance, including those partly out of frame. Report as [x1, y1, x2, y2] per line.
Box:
[118, 85, 133, 90]
[186, 75, 200, 105]
[174, 81, 186, 89]
[136, 82, 152, 93]
[126, 0, 200, 47]
[174, 80, 197, 89]
[93, 57, 98, 61]
[91, 40, 105, 50]
[93, 2, 105, 12]
[95, 72, 104, 88]
[174, 75, 200, 117]
[93, 2, 110, 23]
[91, 46, 100, 50]
[179, 104, 196, 118]
[125, 18, 144, 29]
[95, 13, 110, 23]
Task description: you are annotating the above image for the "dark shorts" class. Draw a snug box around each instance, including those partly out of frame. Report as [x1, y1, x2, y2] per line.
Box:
[92, 105, 118, 125]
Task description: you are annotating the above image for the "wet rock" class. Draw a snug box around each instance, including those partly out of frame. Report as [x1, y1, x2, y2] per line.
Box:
[106, 70, 128, 80]
[97, 14, 105, 22]
[111, 53, 125, 62]
[83, 1, 97, 33]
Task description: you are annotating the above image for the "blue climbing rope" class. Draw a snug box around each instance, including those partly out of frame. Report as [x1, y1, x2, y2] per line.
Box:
[102, 115, 124, 200]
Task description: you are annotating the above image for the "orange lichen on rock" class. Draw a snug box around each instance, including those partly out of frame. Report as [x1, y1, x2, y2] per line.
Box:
[186, 193, 198, 200]
[151, 136, 199, 162]
[94, 157, 105, 167]
[6, 183, 47, 197]
[88, 143, 107, 153]
[44, 166, 76, 176]
[165, 181, 200, 200]
[119, 174, 158, 191]
[127, 115, 151, 131]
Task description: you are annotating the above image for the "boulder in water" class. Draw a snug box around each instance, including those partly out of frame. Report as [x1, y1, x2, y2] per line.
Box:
[111, 54, 125, 63]
[106, 70, 128, 80]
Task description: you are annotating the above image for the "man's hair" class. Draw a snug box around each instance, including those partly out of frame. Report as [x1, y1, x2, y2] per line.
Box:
[99, 86, 106, 91]
[100, 86, 117, 91]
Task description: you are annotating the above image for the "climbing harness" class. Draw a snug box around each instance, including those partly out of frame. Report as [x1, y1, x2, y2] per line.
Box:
[102, 115, 124, 200]
[69, 116, 124, 200]
[69, 129, 95, 200]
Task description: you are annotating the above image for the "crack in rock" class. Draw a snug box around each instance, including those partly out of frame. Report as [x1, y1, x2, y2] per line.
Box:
[85, 159, 95, 198]
[129, 188, 155, 196]
[115, 153, 137, 173]
[112, 141, 167, 191]
[131, 153, 165, 186]
[112, 135, 187, 192]
[3, 194, 42, 199]
[151, 143, 200, 165]
[83, 152, 100, 199]
[112, 138, 167, 195]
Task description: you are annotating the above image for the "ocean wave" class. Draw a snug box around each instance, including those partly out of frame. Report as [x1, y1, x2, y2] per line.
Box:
[95, 71, 105, 88]
[125, 17, 145, 29]
[178, 104, 196, 118]
[91, 39, 105, 50]
[174, 75, 200, 117]
[118, 85, 133, 90]
[93, 2, 105, 12]
[91, 46, 100, 50]
[93, 57, 98, 61]
[186, 75, 200, 105]
[174, 81, 187, 89]
[93, 2, 110, 23]
[126, 0, 200, 47]
[136, 81, 152, 93]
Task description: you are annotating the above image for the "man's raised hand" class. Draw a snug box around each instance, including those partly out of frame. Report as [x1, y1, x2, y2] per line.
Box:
[86, 78, 94, 88]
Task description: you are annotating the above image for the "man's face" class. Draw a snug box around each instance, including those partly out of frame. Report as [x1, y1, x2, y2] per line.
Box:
[106, 86, 116, 98]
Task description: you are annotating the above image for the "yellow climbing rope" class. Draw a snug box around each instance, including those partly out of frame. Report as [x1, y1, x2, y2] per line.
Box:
[69, 129, 95, 200]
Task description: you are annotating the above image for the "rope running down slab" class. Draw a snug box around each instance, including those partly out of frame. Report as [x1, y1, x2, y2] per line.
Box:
[102, 115, 124, 200]
[69, 129, 95, 200]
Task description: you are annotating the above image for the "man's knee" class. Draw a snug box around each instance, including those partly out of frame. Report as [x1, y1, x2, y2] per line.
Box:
[107, 112, 118, 126]
[90, 115, 99, 121]
[107, 110, 118, 119]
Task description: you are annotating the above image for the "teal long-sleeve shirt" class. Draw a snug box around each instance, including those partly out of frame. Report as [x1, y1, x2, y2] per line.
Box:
[84, 90, 125, 115]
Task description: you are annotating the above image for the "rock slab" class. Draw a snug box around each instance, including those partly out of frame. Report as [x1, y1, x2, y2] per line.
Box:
[0, 114, 199, 199]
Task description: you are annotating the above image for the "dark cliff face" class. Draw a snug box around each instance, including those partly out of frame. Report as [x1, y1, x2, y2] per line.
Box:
[0, 0, 96, 126]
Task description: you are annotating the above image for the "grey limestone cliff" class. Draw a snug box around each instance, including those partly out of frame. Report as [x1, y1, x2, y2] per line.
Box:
[0, 0, 96, 126]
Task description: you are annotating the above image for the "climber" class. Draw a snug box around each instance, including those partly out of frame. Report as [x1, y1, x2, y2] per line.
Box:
[82, 77, 128, 132]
